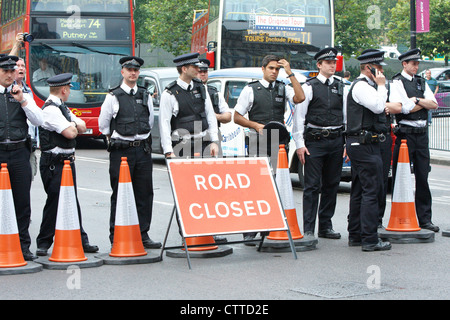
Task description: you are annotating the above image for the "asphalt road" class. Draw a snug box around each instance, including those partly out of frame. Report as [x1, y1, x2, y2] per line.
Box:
[1, 138, 449, 304]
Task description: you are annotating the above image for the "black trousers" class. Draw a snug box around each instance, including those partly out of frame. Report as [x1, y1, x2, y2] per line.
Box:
[109, 144, 153, 243]
[392, 130, 432, 225]
[0, 147, 32, 251]
[378, 133, 393, 224]
[37, 152, 90, 249]
[346, 137, 383, 245]
[303, 135, 344, 233]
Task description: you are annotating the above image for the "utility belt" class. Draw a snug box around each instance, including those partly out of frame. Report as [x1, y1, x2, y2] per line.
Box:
[41, 152, 75, 168]
[348, 130, 386, 144]
[0, 137, 30, 151]
[108, 136, 152, 153]
[304, 127, 344, 142]
[393, 125, 427, 135]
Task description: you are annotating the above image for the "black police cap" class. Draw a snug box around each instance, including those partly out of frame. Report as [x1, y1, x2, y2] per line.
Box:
[47, 73, 73, 87]
[173, 52, 200, 67]
[119, 56, 144, 69]
[398, 48, 421, 62]
[357, 49, 386, 65]
[314, 48, 338, 61]
[198, 58, 210, 70]
[0, 55, 19, 70]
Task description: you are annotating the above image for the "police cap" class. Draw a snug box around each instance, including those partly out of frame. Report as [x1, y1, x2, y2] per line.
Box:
[198, 58, 210, 70]
[119, 56, 144, 69]
[357, 49, 386, 65]
[0, 55, 19, 70]
[398, 48, 421, 62]
[314, 48, 338, 61]
[173, 52, 200, 67]
[47, 73, 73, 87]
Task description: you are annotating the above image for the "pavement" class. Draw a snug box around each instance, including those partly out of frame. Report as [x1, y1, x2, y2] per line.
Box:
[430, 149, 450, 166]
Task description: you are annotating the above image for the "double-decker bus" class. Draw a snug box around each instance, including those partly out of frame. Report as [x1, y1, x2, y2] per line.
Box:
[0, 0, 135, 137]
[191, 0, 335, 74]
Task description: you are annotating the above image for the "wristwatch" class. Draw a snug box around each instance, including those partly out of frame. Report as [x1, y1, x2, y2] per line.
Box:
[287, 73, 295, 78]
[415, 97, 420, 105]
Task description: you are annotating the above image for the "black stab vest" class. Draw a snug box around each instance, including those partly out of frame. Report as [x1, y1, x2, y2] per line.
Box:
[248, 80, 285, 125]
[39, 100, 77, 151]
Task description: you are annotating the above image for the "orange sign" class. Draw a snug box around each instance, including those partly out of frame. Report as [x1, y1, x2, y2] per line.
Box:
[167, 157, 287, 237]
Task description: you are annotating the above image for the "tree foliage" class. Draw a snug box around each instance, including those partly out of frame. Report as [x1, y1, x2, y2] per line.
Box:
[387, 0, 450, 62]
[134, 0, 208, 56]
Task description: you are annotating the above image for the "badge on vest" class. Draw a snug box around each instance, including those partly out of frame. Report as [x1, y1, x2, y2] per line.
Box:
[275, 97, 284, 103]
[331, 88, 339, 94]
[193, 89, 202, 99]
[136, 99, 143, 104]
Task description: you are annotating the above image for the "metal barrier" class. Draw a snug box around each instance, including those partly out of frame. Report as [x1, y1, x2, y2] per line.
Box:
[429, 108, 450, 151]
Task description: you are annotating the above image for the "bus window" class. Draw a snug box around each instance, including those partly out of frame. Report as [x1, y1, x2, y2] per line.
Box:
[31, 0, 129, 13]
[224, 81, 247, 108]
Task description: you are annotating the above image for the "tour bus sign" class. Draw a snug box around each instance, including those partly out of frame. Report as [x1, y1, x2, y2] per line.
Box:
[57, 18, 106, 40]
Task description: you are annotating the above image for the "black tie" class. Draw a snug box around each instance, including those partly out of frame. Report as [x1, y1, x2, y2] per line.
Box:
[268, 83, 273, 90]
[130, 89, 134, 96]
[187, 85, 191, 92]
[325, 79, 330, 86]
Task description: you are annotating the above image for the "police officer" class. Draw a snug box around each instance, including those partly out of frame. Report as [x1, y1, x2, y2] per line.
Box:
[99, 56, 161, 248]
[346, 50, 392, 251]
[198, 58, 232, 157]
[0, 55, 43, 260]
[234, 55, 305, 160]
[36, 73, 98, 256]
[292, 47, 345, 240]
[234, 54, 305, 242]
[159, 52, 219, 158]
[390, 48, 439, 232]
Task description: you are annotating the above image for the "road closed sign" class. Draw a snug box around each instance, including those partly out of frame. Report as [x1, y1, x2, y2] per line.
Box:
[167, 157, 287, 237]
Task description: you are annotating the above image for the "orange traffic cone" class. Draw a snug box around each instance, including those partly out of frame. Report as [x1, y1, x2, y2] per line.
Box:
[386, 139, 421, 232]
[0, 163, 27, 268]
[49, 160, 87, 262]
[267, 145, 303, 240]
[110, 157, 147, 257]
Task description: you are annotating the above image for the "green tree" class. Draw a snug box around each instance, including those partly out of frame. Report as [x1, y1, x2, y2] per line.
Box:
[134, 0, 208, 57]
[387, 0, 450, 64]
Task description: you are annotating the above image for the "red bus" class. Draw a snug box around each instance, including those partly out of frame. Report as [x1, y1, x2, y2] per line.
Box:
[0, 0, 136, 138]
[191, 0, 336, 73]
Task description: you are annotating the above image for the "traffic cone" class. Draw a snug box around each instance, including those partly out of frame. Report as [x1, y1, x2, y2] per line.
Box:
[386, 139, 421, 232]
[49, 160, 88, 262]
[267, 145, 303, 240]
[110, 157, 147, 257]
[0, 163, 27, 268]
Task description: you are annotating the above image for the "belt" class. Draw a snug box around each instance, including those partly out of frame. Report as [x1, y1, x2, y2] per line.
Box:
[111, 139, 145, 149]
[0, 140, 27, 151]
[41, 152, 75, 163]
[305, 127, 343, 141]
[348, 130, 385, 144]
[395, 125, 427, 134]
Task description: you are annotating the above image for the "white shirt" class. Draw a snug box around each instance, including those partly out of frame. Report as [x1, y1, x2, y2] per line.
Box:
[350, 74, 387, 115]
[292, 74, 348, 149]
[159, 78, 219, 154]
[390, 70, 437, 127]
[98, 82, 154, 141]
[0, 84, 44, 134]
[234, 79, 295, 116]
[41, 94, 81, 154]
[32, 67, 56, 82]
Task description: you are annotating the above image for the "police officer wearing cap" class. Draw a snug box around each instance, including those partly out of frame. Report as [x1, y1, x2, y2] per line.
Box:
[346, 50, 392, 251]
[390, 48, 439, 232]
[36, 73, 98, 256]
[159, 52, 220, 158]
[292, 47, 346, 240]
[197, 58, 232, 156]
[234, 54, 305, 242]
[0, 55, 43, 260]
[99, 56, 161, 248]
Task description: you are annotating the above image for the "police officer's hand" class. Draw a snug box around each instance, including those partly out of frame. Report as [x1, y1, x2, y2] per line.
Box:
[296, 147, 310, 165]
[210, 142, 219, 157]
[254, 123, 265, 135]
[278, 59, 292, 74]
[11, 85, 25, 105]
[373, 68, 386, 87]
